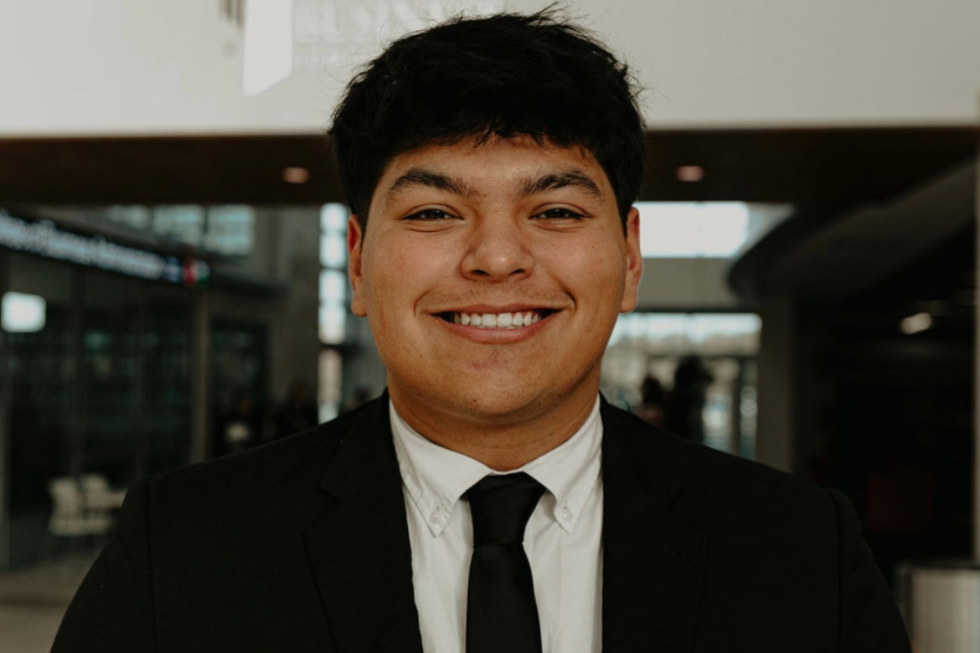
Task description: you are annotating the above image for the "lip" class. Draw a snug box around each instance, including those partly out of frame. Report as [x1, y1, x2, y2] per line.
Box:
[430, 309, 559, 344]
[435, 304, 557, 315]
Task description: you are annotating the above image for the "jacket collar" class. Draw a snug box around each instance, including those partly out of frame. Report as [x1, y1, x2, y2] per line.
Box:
[601, 397, 707, 653]
[303, 393, 424, 653]
[303, 393, 706, 653]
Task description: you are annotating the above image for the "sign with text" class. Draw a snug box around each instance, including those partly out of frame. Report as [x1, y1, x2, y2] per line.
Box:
[0, 211, 209, 288]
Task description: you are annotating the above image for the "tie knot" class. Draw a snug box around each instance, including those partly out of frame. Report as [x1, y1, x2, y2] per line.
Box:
[466, 473, 545, 547]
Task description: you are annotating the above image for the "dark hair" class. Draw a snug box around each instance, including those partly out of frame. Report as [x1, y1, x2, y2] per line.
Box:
[329, 8, 645, 230]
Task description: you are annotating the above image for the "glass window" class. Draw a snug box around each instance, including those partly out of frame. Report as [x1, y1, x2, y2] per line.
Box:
[319, 305, 346, 345]
[702, 358, 741, 453]
[319, 269, 347, 344]
[204, 205, 255, 256]
[320, 203, 347, 235]
[318, 349, 342, 423]
[320, 231, 346, 268]
[609, 312, 761, 354]
[142, 287, 193, 473]
[151, 205, 206, 245]
[319, 269, 346, 304]
[100, 204, 256, 257]
[4, 252, 196, 567]
[317, 203, 356, 419]
[105, 205, 153, 229]
[602, 311, 761, 459]
[320, 203, 348, 268]
[636, 202, 791, 258]
[318, 204, 351, 346]
[739, 364, 758, 459]
[81, 271, 142, 485]
[7, 255, 73, 523]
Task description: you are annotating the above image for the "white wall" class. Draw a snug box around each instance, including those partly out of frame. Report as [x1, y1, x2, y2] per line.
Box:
[2, 0, 979, 135]
[598, 0, 980, 128]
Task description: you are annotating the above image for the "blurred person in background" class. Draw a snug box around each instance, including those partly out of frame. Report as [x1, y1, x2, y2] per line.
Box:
[635, 374, 666, 426]
[213, 389, 263, 456]
[273, 376, 319, 440]
[52, 8, 910, 652]
[340, 385, 372, 415]
[663, 355, 714, 443]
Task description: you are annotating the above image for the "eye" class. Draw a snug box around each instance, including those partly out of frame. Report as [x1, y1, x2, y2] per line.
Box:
[404, 208, 456, 221]
[533, 207, 586, 220]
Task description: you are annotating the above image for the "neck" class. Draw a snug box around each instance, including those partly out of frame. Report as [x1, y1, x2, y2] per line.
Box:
[389, 386, 599, 471]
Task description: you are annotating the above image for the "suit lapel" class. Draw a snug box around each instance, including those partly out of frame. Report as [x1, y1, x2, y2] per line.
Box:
[300, 394, 706, 652]
[303, 396, 424, 653]
[601, 401, 707, 653]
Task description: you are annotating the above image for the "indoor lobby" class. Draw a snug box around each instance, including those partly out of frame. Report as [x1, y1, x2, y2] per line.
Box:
[2, 1, 980, 651]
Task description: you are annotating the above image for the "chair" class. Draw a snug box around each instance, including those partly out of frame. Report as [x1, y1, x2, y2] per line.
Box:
[47, 477, 113, 537]
[79, 473, 127, 512]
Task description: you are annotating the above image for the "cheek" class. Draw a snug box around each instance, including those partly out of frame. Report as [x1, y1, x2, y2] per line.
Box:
[361, 234, 451, 315]
[559, 241, 627, 299]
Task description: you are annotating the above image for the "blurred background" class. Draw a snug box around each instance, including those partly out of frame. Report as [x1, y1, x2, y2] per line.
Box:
[0, 0, 978, 650]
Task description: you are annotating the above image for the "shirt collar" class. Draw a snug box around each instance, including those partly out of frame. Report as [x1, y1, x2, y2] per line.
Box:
[389, 396, 603, 536]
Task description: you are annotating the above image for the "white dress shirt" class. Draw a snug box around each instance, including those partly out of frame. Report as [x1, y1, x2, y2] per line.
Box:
[390, 398, 604, 653]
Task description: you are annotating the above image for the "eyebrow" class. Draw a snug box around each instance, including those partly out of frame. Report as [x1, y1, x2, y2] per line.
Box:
[385, 169, 477, 203]
[383, 166, 605, 205]
[518, 170, 603, 200]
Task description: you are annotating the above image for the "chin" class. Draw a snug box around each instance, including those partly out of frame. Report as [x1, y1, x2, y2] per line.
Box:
[449, 381, 573, 424]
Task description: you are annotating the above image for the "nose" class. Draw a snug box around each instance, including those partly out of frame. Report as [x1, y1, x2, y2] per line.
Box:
[461, 216, 534, 281]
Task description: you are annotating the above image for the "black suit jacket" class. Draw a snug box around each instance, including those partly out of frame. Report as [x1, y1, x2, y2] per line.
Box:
[53, 395, 911, 652]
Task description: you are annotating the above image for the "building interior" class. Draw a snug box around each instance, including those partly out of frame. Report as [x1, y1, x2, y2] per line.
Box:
[0, 0, 978, 650]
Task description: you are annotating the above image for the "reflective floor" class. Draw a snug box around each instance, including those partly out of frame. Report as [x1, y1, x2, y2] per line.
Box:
[0, 552, 95, 653]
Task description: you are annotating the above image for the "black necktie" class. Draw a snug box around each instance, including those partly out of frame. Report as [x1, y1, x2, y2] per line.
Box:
[465, 472, 546, 653]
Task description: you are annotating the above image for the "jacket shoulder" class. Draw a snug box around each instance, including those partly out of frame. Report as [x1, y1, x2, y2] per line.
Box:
[144, 398, 380, 524]
[603, 402, 831, 523]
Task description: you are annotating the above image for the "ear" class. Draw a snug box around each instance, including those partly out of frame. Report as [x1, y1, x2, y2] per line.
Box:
[348, 215, 367, 317]
[619, 206, 642, 313]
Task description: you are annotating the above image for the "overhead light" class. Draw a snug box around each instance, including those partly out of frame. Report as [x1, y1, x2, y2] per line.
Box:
[2, 292, 46, 333]
[676, 165, 705, 182]
[900, 312, 933, 335]
[282, 167, 310, 184]
[242, 0, 294, 96]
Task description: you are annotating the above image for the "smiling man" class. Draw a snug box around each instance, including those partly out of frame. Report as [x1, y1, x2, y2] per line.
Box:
[54, 9, 911, 653]
[351, 137, 640, 472]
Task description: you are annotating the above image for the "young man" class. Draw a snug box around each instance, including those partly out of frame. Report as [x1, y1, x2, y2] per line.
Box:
[54, 10, 911, 653]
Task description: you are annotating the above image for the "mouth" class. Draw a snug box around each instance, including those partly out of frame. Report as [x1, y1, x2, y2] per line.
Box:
[435, 309, 556, 329]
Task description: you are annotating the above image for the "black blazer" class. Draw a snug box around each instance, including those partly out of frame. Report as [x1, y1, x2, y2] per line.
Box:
[53, 395, 911, 652]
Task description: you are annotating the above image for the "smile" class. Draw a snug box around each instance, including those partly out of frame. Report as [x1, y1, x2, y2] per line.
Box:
[437, 310, 554, 329]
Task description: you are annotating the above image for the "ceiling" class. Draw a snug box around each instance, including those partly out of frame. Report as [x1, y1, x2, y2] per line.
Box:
[731, 159, 976, 301]
[0, 127, 974, 205]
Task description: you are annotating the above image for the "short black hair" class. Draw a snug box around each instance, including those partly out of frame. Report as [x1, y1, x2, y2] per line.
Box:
[329, 8, 645, 230]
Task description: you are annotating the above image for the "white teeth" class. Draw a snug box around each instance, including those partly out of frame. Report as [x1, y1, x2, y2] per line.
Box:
[451, 311, 544, 329]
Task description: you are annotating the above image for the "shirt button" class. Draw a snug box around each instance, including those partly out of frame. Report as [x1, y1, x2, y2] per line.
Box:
[429, 507, 447, 525]
[560, 507, 574, 521]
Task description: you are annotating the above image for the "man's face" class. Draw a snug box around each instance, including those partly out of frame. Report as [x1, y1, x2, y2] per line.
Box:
[349, 136, 642, 431]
